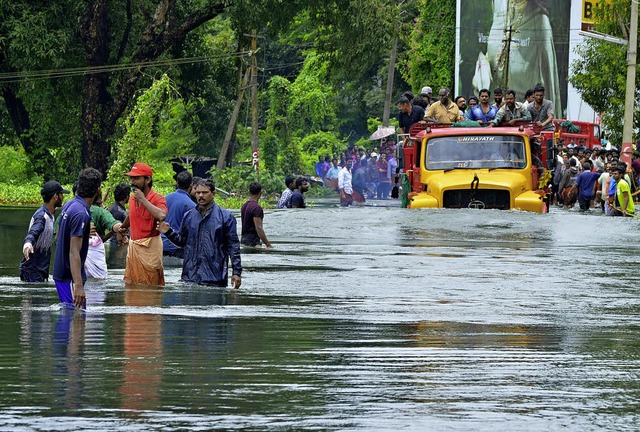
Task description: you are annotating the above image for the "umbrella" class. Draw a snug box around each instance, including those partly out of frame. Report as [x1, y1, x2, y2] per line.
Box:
[369, 125, 396, 140]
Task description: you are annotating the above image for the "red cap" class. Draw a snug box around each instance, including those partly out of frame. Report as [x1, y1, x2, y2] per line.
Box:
[125, 162, 153, 177]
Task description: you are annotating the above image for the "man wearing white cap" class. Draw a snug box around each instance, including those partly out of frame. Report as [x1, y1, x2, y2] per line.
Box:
[413, 86, 433, 109]
[118, 162, 167, 286]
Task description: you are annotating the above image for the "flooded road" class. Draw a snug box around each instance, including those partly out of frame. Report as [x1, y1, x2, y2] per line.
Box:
[1, 204, 639, 430]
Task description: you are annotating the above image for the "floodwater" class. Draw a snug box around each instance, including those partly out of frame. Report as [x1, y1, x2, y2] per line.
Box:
[1, 203, 639, 431]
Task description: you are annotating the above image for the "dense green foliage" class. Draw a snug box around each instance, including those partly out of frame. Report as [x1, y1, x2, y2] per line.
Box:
[402, 0, 456, 92]
[0, 0, 460, 204]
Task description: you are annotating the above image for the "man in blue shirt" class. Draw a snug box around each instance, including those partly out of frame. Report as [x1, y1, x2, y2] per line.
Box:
[20, 181, 70, 282]
[467, 89, 498, 125]
[162, 170, 195, 258]
[573, 163, 600, 210]
[53, 168, 102, 309]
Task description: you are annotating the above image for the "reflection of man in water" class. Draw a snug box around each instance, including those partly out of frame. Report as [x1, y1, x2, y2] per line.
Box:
[474, 0, 561, 114]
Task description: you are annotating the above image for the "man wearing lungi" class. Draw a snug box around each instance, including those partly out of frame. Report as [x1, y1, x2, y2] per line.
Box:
[119, 162, 167, 285]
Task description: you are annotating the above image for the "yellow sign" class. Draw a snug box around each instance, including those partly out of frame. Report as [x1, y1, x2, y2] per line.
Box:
[582, 0, 612, 30]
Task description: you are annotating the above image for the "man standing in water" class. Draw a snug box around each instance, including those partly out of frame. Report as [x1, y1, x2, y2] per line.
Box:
[338, 159, 354, 206]
[118, 162, 167, 285]
[53, 168, 102, 309]
[241, 182, 273, 248]
[162, 170, 195, 258]
[157, 179, 242, 288]
[20, 181, 70, 282]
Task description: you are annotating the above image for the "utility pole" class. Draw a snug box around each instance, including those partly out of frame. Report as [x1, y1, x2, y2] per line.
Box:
[621, 0, 638, 168]
[250, 30, 259, 170]
[217, 67, 251, 170]
[382, 34, 398, 127]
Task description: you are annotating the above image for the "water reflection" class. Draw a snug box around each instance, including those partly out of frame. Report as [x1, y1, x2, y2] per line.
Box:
[1, 207, 640, 430]
[121, 283, 163, 411]
[52, 308, 86, 411]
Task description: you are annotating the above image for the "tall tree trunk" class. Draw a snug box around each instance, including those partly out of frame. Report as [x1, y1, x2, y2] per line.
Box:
[80, 0, 112, 174]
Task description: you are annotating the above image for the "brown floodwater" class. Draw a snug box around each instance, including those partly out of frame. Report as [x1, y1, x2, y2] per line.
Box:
[0, 202, 639, 431]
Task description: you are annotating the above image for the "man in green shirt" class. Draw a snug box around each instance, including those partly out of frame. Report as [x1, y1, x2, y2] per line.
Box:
[86, 194, 122, 278]
[612, 166, 635, 216]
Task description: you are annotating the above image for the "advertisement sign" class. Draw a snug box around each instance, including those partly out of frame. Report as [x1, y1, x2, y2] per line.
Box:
[456, 0, 571, 117]
[582, 0, 611, 31]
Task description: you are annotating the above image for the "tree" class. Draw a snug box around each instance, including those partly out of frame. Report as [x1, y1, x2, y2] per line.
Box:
[570, 0, 639, 143]
[401, 0, 456, 93]
[79, 0, 227, 174]
[0, 1, 84, 181]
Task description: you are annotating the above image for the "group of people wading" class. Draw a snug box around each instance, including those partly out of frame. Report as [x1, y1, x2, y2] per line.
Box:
[18, 162, 277, 310]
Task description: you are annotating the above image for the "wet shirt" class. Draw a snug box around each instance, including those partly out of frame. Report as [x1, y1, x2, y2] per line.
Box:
[240, 200, 264, 247]
[290, 191, 306, 208]
[165, 204, 241, 286]
[338, 167, 353, 194]
[19, 205, 55, 282]
[91, 205, 119, 237]
[574, 171, 600, 200]
[278, 188, 293, 209]
[128, 189, 167, 240]
[162, 189, 195, 253]
[616, 179, 635, 214]
[53, 196, 92, 283]
[109, 201, 127, 222]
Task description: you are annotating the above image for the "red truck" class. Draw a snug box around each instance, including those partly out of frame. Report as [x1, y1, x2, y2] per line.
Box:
[553, 120, 602, 149]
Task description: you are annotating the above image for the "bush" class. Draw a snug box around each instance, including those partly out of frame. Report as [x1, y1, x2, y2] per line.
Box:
[209, 165, 286, 198]
[0, 146, 40, 185]
[0, 183, 47, 206]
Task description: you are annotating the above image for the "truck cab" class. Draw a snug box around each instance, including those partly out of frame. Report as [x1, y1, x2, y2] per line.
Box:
[400, 123, 549, 212]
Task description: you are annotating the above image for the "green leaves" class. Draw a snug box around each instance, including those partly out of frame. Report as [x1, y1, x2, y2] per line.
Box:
[569, 0, 639, 144]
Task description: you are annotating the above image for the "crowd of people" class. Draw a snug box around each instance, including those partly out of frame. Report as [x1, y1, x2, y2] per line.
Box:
[551, 145, 638, 216]
[398, 84, 555, 132]
[19, 163, 279, 310]
[395, 81, 640, 216]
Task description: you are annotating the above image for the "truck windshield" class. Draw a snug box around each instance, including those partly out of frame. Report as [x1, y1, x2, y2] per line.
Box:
[425, 135, 527, 170]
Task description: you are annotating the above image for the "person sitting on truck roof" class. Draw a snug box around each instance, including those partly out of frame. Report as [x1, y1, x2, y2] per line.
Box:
[465, 96, 479, 120]
[455, 96, 467, 117]
[528, 85, 555, 131]
[424, 88, 462, 124]
[488, 90, 532, 127]
[397, 95, 425, 134]
[492, 88, 504, 107]
[467, 89, 498, 125]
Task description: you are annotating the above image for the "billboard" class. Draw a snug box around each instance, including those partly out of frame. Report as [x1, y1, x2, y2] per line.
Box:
[582, 0, 612, 31]
[456, 0, 571, 117]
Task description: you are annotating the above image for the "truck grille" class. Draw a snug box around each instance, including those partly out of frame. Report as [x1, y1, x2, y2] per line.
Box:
[442, 189, 511, 210]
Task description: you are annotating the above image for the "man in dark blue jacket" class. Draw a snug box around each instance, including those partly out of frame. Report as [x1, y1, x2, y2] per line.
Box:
[157, 179, 242, 288]
[20, 181, 70, 282]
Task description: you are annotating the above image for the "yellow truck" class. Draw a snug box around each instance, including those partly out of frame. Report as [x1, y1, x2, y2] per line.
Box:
[400, 123, 551, 212]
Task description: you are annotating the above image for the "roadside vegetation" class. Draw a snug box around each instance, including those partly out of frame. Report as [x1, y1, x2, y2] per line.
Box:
[0, 0, 636, 207]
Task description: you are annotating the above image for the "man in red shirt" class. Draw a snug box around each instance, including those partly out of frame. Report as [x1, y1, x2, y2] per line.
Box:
[119, 162, 168, 285]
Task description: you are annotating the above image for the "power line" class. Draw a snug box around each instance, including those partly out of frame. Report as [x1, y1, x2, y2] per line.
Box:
[0, 51, 253, 83]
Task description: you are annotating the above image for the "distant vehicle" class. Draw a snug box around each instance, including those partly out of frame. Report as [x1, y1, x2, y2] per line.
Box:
[399, 122, 553, 213]
[553, 120, 601, 149]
